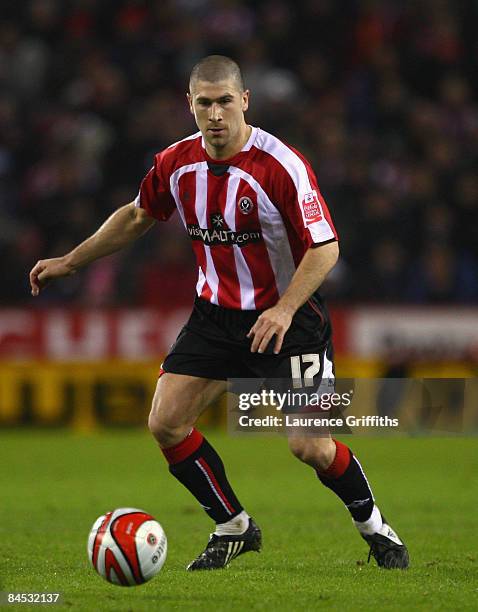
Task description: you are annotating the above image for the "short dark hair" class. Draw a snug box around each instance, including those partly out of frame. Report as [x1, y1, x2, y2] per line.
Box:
[189, 55, 245, 92]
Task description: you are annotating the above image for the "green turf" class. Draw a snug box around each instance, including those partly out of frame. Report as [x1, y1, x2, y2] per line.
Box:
[1, 430, 477, 611]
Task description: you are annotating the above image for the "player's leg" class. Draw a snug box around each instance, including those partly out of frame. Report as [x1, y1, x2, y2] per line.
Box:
[256, 290, 409, 570]
[149, 372, 243, 523]
[288, 433, 376, 523]
[148, 372, 261, 570]
[287, 433, 409, 568]
[148, 371, 225, 447]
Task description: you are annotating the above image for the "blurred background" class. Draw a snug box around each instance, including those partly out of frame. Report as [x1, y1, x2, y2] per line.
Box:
[1, 0, 477, 429]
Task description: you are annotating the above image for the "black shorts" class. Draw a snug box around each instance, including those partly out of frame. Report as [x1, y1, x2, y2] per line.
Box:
[162, 294, 335, 387]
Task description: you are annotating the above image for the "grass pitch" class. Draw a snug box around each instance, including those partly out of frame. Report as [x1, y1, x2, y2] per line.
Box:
[1, 430, 477, 611]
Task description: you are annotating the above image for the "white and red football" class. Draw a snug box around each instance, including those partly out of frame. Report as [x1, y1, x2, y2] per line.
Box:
[87, 508, 167, 586]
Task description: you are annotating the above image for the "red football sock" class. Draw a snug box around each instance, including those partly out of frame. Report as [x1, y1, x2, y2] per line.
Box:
[317, 439, 375, 522]
[161, 428, 243, 523]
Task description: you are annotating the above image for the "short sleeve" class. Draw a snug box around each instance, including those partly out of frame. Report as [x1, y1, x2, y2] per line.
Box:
[291, 153, 337, 246]
[134, 152, 176, 221]
[272, 145, 338, 248]
[297, 181, 337, 246]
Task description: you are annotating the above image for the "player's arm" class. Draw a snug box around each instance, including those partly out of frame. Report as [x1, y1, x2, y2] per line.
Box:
[29, 202, 155, 296]
[247, 240, 339, 354]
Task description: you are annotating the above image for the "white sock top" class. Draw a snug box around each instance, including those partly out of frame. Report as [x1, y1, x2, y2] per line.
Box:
[215, 510, 250, 536]
[354, 504, 383, 535]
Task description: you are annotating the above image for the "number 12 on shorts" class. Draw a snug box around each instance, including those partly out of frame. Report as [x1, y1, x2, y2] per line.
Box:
[290, 354, 321, 388]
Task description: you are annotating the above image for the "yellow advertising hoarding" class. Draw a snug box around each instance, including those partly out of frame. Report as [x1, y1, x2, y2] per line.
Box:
[0, 359, 476, 431]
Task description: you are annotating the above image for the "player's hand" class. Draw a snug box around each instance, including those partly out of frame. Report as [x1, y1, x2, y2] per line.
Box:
[29, 257, 76, 296]
[247, 304, 294, 354]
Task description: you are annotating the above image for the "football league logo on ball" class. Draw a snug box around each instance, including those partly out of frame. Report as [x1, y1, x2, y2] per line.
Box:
[238, 196, 254, 215]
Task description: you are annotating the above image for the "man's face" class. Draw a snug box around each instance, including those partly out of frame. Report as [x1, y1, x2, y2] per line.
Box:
[187, 78, 249, 153]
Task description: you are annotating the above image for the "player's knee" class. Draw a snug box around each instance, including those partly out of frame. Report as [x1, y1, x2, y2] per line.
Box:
[148, 409, 189, 447]
[288, 437, 335, 471]
[148, 396, 190, 447]
[288, 437, 314, 464]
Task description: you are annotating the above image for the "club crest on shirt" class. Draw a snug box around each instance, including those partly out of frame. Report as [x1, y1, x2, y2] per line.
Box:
[237, 196, 254, 215]
[302, 190, 323, 224]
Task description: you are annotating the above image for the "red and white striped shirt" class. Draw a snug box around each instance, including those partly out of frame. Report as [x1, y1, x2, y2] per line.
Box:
[135, 126, 338, 310]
